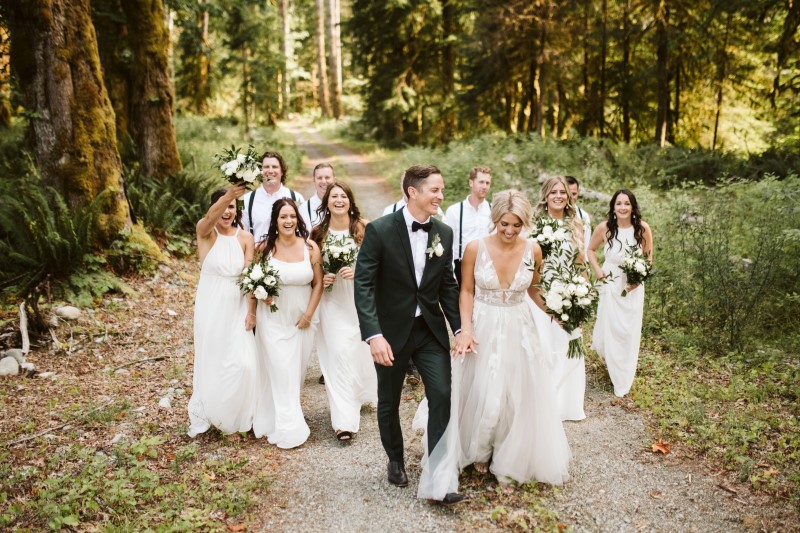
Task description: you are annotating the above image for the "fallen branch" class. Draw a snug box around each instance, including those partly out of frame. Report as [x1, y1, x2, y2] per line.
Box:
[3, 400, 115, 447]
[19, 302, 29, 354]
[110, 355, 168, 372]
[717, 483, 738, 495]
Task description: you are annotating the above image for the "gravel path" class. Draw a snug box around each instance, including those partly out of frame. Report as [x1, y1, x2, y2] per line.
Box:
[251, 121, 796, 532]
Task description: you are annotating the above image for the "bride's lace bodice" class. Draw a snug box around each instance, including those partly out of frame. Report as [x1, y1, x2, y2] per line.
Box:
[473, 239, 534, 306]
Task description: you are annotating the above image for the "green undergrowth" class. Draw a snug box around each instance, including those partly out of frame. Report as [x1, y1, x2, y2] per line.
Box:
[0, 433, 269, 531]
[632, 338, 800, 504]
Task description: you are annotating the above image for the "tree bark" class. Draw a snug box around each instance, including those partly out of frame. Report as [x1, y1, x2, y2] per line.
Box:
[121, 0, 182, 177]
[327, 0, 342, 118]
[279, 0, 292, 117]
[315, 0, 331, 117]
[770, 0, 800, 107]
[599, 0, 607, 138]
[0, 24, 11, 128]
[3, 0, 130, 243]
[196, 0, 210, 115]
[712, 12, 731, 151]
[441, 0, 457, 141]
[654, 0, 669, 147]
[621, 0, 631, 143]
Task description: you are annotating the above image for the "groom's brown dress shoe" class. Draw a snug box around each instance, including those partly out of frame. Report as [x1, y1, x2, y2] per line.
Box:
[439, 492, 469, 506]
[387, 461, 408, 487]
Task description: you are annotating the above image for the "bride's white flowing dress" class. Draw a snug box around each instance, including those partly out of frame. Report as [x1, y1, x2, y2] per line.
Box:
[413, 239, 570, 495]
[591, 226, 645, 397]
[188, 228, 258, 437]
[528, 237, 586, 421]
[317, 230, 377, 432]
[253, 244, 316, 448]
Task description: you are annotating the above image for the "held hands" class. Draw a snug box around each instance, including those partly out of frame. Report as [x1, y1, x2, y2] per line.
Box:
[369, 336, 394, 367]
[451, 330, 478, 360]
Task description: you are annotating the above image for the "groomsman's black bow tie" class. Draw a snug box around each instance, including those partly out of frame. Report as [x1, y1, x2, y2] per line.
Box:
[412, 220, 433, 232]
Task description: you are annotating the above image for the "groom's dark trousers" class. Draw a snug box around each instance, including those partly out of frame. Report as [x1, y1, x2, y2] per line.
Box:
[377, 316, 451, 461]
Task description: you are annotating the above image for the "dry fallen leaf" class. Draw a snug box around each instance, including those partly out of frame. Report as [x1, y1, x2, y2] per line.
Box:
[204, 472, 216, 481]
[227, 524, 247, 532]
[652, 437, 671, 454]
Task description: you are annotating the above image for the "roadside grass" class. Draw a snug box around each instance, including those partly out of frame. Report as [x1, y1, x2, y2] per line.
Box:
[630, 338, 800, 504]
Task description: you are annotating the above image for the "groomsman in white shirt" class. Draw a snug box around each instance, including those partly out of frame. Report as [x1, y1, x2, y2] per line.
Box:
[299, 163, 336, 230]
[242, 151, 305, 245]
[565, 175, 592, 258]
[443, 166, 493, 286]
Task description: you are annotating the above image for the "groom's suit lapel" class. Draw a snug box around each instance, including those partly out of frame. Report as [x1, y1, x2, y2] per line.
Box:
[392, 211, 417, 286]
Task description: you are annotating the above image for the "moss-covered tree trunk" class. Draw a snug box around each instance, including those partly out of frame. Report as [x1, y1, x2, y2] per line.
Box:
[91, 0, 133, 157]
[0, 25, 11, 128]
[120, 0, 182, 178]
[3, 0, 130, 243]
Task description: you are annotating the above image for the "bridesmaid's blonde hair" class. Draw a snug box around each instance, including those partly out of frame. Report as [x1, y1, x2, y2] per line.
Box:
[534, 175, 584, 252]
[490, 190, 533, 231]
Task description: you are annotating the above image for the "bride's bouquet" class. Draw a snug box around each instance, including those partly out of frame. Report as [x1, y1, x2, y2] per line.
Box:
[213, 145, 262, 188]
[535, 252, 601, 358]
[619, 244, 654, 296]
[530, 216, 570, 258]
[322, 233, 358, 292]
[238, 259, 281, 312]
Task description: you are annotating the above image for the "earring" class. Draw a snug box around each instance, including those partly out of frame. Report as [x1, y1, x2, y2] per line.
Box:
[613, 214, 617, 219]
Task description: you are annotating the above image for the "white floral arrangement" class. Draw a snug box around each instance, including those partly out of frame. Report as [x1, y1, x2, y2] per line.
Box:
[533, 252, 601, 358]
[530, 216, 570, 258]
[426, 233, 444, 259]
[619, 243, 654, 296]
[322, 233, 359, 293]
[213, 145, 262, 189]
[238, 259, 281, 312]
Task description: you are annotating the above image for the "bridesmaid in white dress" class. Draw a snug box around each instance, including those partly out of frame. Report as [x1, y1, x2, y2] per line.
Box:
[253, 199, 324, 448]
[530, 175, 589, 421]
[310, 182, 378, 442]
[453, 190, 570, 486]
[588, 189, 653, 397]
[188, 185, 259, 437]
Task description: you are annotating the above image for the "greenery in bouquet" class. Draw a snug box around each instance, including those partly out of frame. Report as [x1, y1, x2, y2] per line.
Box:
[619, 244, 654, 296]
[213, 145, 262, 189]
[238, 259, 281, 312]
[322, 233, 358, 292]
[534, 252, 601, 358]
[529, 216, 570, 258]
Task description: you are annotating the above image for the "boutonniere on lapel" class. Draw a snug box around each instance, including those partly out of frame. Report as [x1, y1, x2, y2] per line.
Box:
[426, 233, 444, 259]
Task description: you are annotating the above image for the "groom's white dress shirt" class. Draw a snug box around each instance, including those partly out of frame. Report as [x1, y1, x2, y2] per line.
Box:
[403, 207, 430, 317]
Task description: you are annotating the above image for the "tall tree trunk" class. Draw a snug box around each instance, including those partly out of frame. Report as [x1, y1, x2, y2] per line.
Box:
[770, 0, 800, 107]
[3, 0, 130, 243]
[315, 0, 331, 117]
[121, 0, 182, 178]
[599, 0, 607, 138]
[242, 46, 250, 131]
[0, 24, 11, 128]
[673, 59, 680, 140]
[92, 0, 132, 156]
[712, 12, 731, 151]
[654, 0, 669, 147]
[327, 0, 342, 118]
[534, 2, 549, 139]
[580, 0, 591, 136]
[441, 0, 457, 141]
[621, 0, 631, 143]
[279, 0, 292, 117]
[196, 0, 210, 115]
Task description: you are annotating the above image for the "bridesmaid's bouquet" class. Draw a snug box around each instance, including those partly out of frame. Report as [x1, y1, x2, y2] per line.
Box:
[619, 244, 654, 296]
[530, 216, 570, 258]
[238, 260, 281, 312]
[535, 253, 601, 358]
[213, 145, 262, 189]
[321, 233, 358, 292]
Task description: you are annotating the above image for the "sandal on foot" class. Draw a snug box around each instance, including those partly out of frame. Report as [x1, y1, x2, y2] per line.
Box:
[336, 430, 352, 441]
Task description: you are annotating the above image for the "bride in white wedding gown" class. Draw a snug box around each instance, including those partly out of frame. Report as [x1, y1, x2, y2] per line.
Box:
[450, 190, 571, 486]
[188, 185, 259, 437]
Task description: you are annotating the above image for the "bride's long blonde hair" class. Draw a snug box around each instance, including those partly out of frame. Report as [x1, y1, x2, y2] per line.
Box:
[533, 175, 584, 253]
[490, 190, 532, 232]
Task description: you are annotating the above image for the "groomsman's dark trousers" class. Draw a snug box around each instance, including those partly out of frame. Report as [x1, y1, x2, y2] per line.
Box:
[376, 316, 452, 463]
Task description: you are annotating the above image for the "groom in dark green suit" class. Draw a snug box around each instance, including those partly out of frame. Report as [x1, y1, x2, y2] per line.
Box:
[355, 164, 471, 504]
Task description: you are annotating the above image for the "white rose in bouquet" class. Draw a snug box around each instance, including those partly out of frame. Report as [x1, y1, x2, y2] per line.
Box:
[253, 286, 269, 300]
[249, 263, 264, 281]
[545, 293, 564, 312]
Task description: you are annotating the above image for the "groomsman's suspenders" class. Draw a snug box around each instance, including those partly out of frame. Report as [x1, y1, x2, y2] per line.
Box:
[307, 201, 313, 221]
[457, 199, 491, 260]
[247, 189, 297, 235]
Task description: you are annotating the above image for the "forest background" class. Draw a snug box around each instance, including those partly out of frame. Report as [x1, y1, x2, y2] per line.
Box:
[0, 0, 798, 530]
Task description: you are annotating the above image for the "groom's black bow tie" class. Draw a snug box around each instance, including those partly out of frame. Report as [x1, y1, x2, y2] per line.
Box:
[412, 220, 433, 232]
